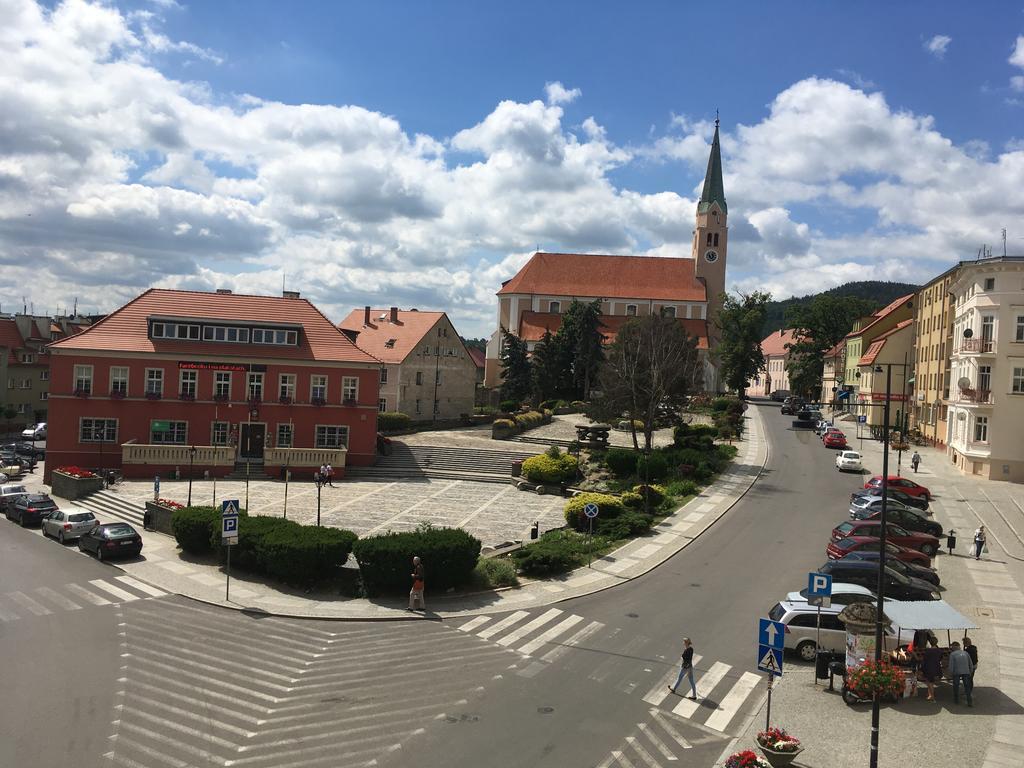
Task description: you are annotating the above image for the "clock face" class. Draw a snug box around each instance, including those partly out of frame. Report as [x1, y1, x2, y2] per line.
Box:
[704, 249, 719, 263]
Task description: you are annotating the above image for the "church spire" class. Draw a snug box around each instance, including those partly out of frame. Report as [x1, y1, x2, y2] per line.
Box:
[698, 116, 727, 214]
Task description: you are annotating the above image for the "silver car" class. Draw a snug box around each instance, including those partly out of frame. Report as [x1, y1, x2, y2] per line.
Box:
[848, 495, 915, 518]
[41, 508, 99, 543]
[0, 483, 28, 514]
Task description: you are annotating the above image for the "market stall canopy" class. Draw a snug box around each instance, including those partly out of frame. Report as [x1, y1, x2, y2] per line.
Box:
[883, 600, 977, 631]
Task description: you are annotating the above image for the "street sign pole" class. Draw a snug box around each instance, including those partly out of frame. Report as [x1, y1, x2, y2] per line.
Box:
[807, 572, 833, 686]
[583, 503, 599, 567]
[765, 674, 773, 730]
[226, 543, 231, 602]
[221, 499, 240, 603]
[815, 604, 821, 685]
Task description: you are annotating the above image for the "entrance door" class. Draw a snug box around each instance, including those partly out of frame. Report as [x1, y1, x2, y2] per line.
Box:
[240, 423, 266, 459]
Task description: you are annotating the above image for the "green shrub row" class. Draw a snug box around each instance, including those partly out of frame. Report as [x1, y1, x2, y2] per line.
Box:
[564, 492, 626, 530]
[352, 525, 481, 595]
[514, 410, 545, 429]
[521, 452, 578, 484]
[512, 530, 593, 576]
[171, 506, 248, 555]
[378, 412, 412, 431]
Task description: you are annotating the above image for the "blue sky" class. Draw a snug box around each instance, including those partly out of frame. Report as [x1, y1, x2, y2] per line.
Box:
[4, 0, 1024, 336]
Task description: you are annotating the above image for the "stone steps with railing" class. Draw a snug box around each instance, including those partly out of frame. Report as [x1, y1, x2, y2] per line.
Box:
[345, 443, 536, 484]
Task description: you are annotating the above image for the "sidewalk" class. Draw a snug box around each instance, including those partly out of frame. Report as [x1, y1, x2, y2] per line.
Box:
[42, 407, 768, 622]
[721, 412, 1024, 768]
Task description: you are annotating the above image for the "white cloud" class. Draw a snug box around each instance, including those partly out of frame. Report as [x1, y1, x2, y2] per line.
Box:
[1009, 35, 1024, 91]
[924, 34, 951, 59]
[544, 81, 581, 105]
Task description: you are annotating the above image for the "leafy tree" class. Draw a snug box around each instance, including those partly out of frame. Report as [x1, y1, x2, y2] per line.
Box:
[530, 329, 565, 404]
[784, 295, 877, 399]
[715, 291, 771, 398]
[555, 299, 605, 400]
[588, 315, 701, 452]
[760, 280, 919, 337]
[498, 330, 532, 404]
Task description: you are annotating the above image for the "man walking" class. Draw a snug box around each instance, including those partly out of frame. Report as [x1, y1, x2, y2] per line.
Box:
[974, 526, 987, 560]
[964, 637, 979, 689]
[948, 641, 974, 706]
[408, 556, 425, 611]
[668, 637, 697, 700]
[911, 451, 921, 473]
[325, 462, 334, 487]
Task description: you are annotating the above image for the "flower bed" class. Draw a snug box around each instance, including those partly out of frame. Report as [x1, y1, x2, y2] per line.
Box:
[145, 498, 183, 534]
[846, 658, 905, 699]
[51, 466, 105, 500]
[56, 465, 97, 478]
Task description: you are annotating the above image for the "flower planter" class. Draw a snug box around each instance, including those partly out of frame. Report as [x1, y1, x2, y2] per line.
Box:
[50, 470, 105, 500]
[758, 746, 803, 767]
[144, 501, 177, 535]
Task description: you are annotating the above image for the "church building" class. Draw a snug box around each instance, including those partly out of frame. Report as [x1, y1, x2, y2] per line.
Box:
[483, 120, 729, 393]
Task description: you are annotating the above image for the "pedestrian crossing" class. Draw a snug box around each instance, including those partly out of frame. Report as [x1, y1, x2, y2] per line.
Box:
[454, 610, 764, 736]
[596, 708, 723, 767]
[0, 576, 168, 623]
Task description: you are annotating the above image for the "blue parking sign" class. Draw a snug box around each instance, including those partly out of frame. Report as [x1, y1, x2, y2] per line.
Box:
[808, 572, 832, 598]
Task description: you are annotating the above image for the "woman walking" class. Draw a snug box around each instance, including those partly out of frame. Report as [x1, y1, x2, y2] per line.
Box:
[973, 526, 987, 560]
[669, 637, 697, 700]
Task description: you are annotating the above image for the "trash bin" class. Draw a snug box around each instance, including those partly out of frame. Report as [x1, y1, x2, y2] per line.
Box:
[816, 652, 831, 679]
[828, 659, 846, 691]
[947, 530, 957, 553]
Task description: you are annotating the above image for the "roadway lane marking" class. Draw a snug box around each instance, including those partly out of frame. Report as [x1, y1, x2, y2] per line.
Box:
[642, 655, 703, 706]
[541, 620, 604, 663]
[456, 616, 491, 633]
[497, 608, 563, 647]
[34, 586, 82, 611]
[672, 662, 729, 718]
[649, 710, 692, 749]
[626, 735, 664, 767]
[516, 614, 584, 656]
[636, 723, 676, 761]
[476, 610, 529, 639]
[705, 672, 760, 732]
[8, 590, 52, 616]
[66, 582, 112, 605]
[89, 579, 142, 603]
[115, 575, 168, 598]
[612, 750, 638, 768]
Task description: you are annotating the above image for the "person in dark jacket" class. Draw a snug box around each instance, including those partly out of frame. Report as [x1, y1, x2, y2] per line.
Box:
[963, 637, 978, 689]
[408, 556, 425, 611]
[669, 637, 697, 699]
[921, 637, 944, 701]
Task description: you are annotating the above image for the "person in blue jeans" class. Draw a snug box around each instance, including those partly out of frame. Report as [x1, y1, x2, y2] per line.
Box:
[948, 641, 974, 707]
[669, 637, 697, 699]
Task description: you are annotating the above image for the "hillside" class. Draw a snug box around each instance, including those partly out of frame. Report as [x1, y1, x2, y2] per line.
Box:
[761, 280, 919, 337]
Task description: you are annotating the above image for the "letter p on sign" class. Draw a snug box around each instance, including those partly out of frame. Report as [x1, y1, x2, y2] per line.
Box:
[808, 572, 832, 598]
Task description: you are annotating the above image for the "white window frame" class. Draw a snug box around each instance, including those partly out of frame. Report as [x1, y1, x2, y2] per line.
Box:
[179, 369, 197, 397]
[39, 392, 48, 401]
[310, 375, 327, 401]
[110, 366, 128, 395]
[40, 370, 49, 381]
[661, 305, 676, 318]
[79, 417, 118, 443]
[277, 423, 293, 448]
[625, 304, 638, 317]
[1012, 367, 1024, 394]
[315, 424, 349, 449]
[279, 373, 296, 400]
[74, 365, 93, 394]
[342, 377, 358, 403]
[211, 421, 230, 445]
[145, 368, 164, 396]
[415, 371, 423, 385]
[151, 420, 187, 444]
[247, 372, 264, 401]
[214, 371, 232, 398]
[378, 398, 387, 413]
[19, 353, 34, 364]
[1015, 314, 1024, 343]
[973, 415, 989, 443]
[549, 301, 561, 313]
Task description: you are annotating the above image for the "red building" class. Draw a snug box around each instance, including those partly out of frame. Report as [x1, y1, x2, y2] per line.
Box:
[46, 288, 381, 482]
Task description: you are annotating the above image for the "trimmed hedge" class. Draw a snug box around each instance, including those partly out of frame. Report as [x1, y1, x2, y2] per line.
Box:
[621, 491, 644, 508]
[596, 511, 653, 539]
[260, 526, 358, 585]
[512, 530, 590, 576]
[378, 412, 412, 431]
[521, 453, 578, 484]
[564, 492, 626, 530]
[499, 400, 519, 412]
[514, 410, 544, 429]
[605, 447, 638, 477]
[353, 526, 481, 595]
[665, 479, 699, 497]
[172, 506, 248, 555]
[632, 484, 666, 507]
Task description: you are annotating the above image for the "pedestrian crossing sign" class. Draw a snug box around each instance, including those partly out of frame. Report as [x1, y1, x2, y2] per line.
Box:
[757, 645, 783, 676]
[222, 499, 239, 517]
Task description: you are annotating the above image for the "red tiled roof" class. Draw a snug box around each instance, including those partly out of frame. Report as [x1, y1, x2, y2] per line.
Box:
[0, 319, 24, 351]
[498, 252, 706, 302]
[846, 294, 915, 339]
[825, 340, 846, 358]
[49, 289, 379, 364]
[857, 319, 913, 365]
[338, 308, 458, 365]
[468, 347, 486, 369]
[518, 311, 709, 350]
[760, 329, 801, 358]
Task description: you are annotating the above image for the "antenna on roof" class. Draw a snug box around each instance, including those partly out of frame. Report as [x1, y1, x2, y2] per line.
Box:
[73, 297, 78, 316]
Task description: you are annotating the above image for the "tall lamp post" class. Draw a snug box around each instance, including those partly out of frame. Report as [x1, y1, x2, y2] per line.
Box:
[186, 445, 197, 507]
[315, 471, 322, 526]
[869, 363, 893, 768]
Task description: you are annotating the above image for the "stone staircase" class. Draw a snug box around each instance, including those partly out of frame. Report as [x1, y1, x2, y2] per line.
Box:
[75, 489, 146, 528]
[223, 461, 277, 481]
[508, 435, 576, 449]
[345, 443, 535, 484]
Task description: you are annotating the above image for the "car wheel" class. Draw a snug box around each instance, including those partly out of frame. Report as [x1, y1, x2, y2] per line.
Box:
[40, 524, 48, 538]
[796, 640, 817, 662]
[58, 530, 65, 545]
[20, 516, 28, 528]
[96, 547, 104, 562]
[77, 539, 85, 552]
[921, 543, 937, 557]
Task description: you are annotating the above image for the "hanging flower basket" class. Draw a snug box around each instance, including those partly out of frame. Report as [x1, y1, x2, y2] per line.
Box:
[846, 658, 905, 699]
[756, 728, 803, 767]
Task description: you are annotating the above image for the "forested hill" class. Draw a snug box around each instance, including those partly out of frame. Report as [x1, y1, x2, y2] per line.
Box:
[761, 280, 920, 336]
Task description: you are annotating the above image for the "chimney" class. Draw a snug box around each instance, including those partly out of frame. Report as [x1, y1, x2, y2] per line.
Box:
[282, 290, 300, 299]
[390, 306, 399, 323]
[364, 306, 371, 326]
[215, 288, 232, 294]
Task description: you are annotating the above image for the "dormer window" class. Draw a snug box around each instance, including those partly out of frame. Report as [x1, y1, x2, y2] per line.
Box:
[152, 322, 200, 340]
[384, 338, 396, 348]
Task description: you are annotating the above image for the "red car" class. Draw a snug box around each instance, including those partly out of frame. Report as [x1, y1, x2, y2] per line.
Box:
[863, 476, 931, 501]
[823, 431, 848, 449]
[830, 520, 940, 557]
[826, 535, 932, 566]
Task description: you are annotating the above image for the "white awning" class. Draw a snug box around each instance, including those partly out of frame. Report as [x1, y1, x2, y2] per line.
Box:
[883, 600, 977, 631]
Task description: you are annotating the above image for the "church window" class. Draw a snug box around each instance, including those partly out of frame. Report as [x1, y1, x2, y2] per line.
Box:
[706, 233, 713, 246]
[713, 232, 720, 246]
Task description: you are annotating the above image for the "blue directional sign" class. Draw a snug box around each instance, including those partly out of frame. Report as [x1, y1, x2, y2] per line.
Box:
[758, 618, 785, 650]
[583, 503, 600, 519]
[758, 645, 784, 676]
[808, 572, 833, 598]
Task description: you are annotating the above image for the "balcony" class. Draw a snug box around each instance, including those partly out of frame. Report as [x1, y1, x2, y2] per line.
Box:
[958, 338, 995, 354]
[955, 388, 993, 405]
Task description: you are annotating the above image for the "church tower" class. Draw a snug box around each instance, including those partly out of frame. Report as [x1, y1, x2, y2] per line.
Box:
[692, 118, 728, 346]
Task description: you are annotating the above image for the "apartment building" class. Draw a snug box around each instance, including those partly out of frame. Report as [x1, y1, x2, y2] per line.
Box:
[844, 294, 916, 411]
[750, 329, 797, 397]
[911, 267, 957, 446]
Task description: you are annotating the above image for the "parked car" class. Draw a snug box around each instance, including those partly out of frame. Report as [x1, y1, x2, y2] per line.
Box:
[41, 508, 99, 543]
[770, 390, 790, 402]
[816, 560, 941, 601]
[851, 505, 943, 538]
[21, 422, 46, 440]
[815, 419, 833, 435]
[851, 486, 929, 512]
[848, 495, 919, 519]
[781, 397, 805, 415]
[840, 550, 940, 587]
[78, 522, 143, 561]
[826, 535, 932, 566]
[835, 450, 863, 472]
[0, 449, 35, 472]
[823, 431, 848, 449]
[831, 520, 940, 557]
[786, 582, 878, 606]
[768, 601, 907, 661]
[0, 483, 29, 515]
[820, 426, 843, 441]
[863, 475, 931, 501]
[6, 493, 59, 527]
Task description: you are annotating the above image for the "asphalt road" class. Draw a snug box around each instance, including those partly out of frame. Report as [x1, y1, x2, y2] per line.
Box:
[0, 401, 873, 768]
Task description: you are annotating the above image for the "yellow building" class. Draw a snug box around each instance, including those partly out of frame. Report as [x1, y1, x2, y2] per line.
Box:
[911, 267, 957, 446]
[843, 294, 916, 415]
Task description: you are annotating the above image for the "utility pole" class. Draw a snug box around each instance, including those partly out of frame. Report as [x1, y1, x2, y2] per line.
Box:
[431, 342, 441, 425]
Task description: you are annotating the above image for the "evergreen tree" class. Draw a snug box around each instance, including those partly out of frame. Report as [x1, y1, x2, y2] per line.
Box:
[555, 299, 605, 400]
[716, 291, 771, 397]
[498, 330, 532, 404]
[530, 329, 564, 404]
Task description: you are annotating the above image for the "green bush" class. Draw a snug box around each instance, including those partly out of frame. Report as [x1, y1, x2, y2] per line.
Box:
[260, 526, 358, 586]
[493, 418, 516, 430]
[564, 492, 626, 530]
[621, 491, 644, 509]
[596, 511, 654, 540]
[571, 400, 586, 409]
[514, 410, 544, 429]
[617, 419, 645, 431]
[216, 516, 298, 570]
[353, 526, 481, 595]
[712, 397, 732, 412]
[522, 453, 578, 484]
[474, 557, 519, 588]
[377, 412, 412, 431]
[605, 447, 638, 477]
[499, 400, 519, 413]
[636, 452, 670, 481]
[512, 530, 589, 576]
[172, 505, 247, 555]
[545, 445, 562, 459]
[665, 479, 699, 497]
[718, 425, 734, 441]
[632, 484, 666, 507]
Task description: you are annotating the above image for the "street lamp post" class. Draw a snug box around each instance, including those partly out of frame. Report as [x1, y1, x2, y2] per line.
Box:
[869, 363, 893, 768]
[315, 471, 322, 526]
[187, 445, 197, 507]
